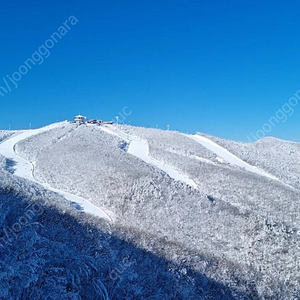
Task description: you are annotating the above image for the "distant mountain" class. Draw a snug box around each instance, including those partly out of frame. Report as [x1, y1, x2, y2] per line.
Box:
[0, 122, 299, 299]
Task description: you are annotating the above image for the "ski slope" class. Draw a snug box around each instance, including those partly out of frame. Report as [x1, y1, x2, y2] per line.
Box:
[100, 126, 197, 189]
[187, 134, 280, 181]
[99, 125, 289, 189]
[0, 122, 111, 221]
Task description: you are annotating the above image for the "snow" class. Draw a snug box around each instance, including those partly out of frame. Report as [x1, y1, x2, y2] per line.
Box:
[1, 122, 298, 299]
[187, 134, 280, 181]
[100, 126, 198, 189]
[190, 155, 217, 165]
[100, 124, 297, 192]
[0, 122, 111, 221]
[128, 140, 198, 188]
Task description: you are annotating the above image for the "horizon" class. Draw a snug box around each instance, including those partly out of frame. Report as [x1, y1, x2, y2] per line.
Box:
[1, 1, 300, 142]
[1, 117, 298, 144]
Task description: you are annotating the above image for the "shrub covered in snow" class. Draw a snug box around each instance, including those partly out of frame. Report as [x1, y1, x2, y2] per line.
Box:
[201, 133, 300, 190]
[0, 166, 260, 299]
[12, 124, 300, 299]
[0, 130, 15, 143]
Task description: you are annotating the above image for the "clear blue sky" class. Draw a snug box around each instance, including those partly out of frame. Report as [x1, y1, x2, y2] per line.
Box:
[0, 0, 300, 142]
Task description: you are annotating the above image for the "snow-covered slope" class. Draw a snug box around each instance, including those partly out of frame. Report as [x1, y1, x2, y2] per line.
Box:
[0, 122, 64, 180]
[200, 133, 300, 190]
[187, 133, 279, 181]
[0, 122, 111, 220]
[100, 125, 197, 188]
[115, 125, 300, 226]
[1, 164, 227, 299]
[2, 121, 300, 299]
[0, 130, 15, 143]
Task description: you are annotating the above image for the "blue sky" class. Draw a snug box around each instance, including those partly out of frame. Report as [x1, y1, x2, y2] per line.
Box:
[0, 0, 300, 141]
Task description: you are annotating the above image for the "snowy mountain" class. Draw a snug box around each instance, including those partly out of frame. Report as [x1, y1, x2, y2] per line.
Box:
[0, 122, 299, 299]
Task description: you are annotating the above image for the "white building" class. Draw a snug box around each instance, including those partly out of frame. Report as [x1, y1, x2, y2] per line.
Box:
[74, 115, 86, 124]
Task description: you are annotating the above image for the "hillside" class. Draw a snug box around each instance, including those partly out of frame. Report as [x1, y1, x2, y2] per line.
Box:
[0, 122, 299, 299]
[1, 158, 240, 299]
[199, 133, 300, 190]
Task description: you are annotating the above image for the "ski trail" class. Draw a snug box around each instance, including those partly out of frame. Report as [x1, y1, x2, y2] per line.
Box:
[0, 122, 111, 221]
[100, 126, 197, 189]
[128, 140, 197, 188]
[187, 134, 280, 181]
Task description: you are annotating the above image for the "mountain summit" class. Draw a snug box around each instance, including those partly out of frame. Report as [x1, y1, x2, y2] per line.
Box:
[0, 122, 299, 299]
